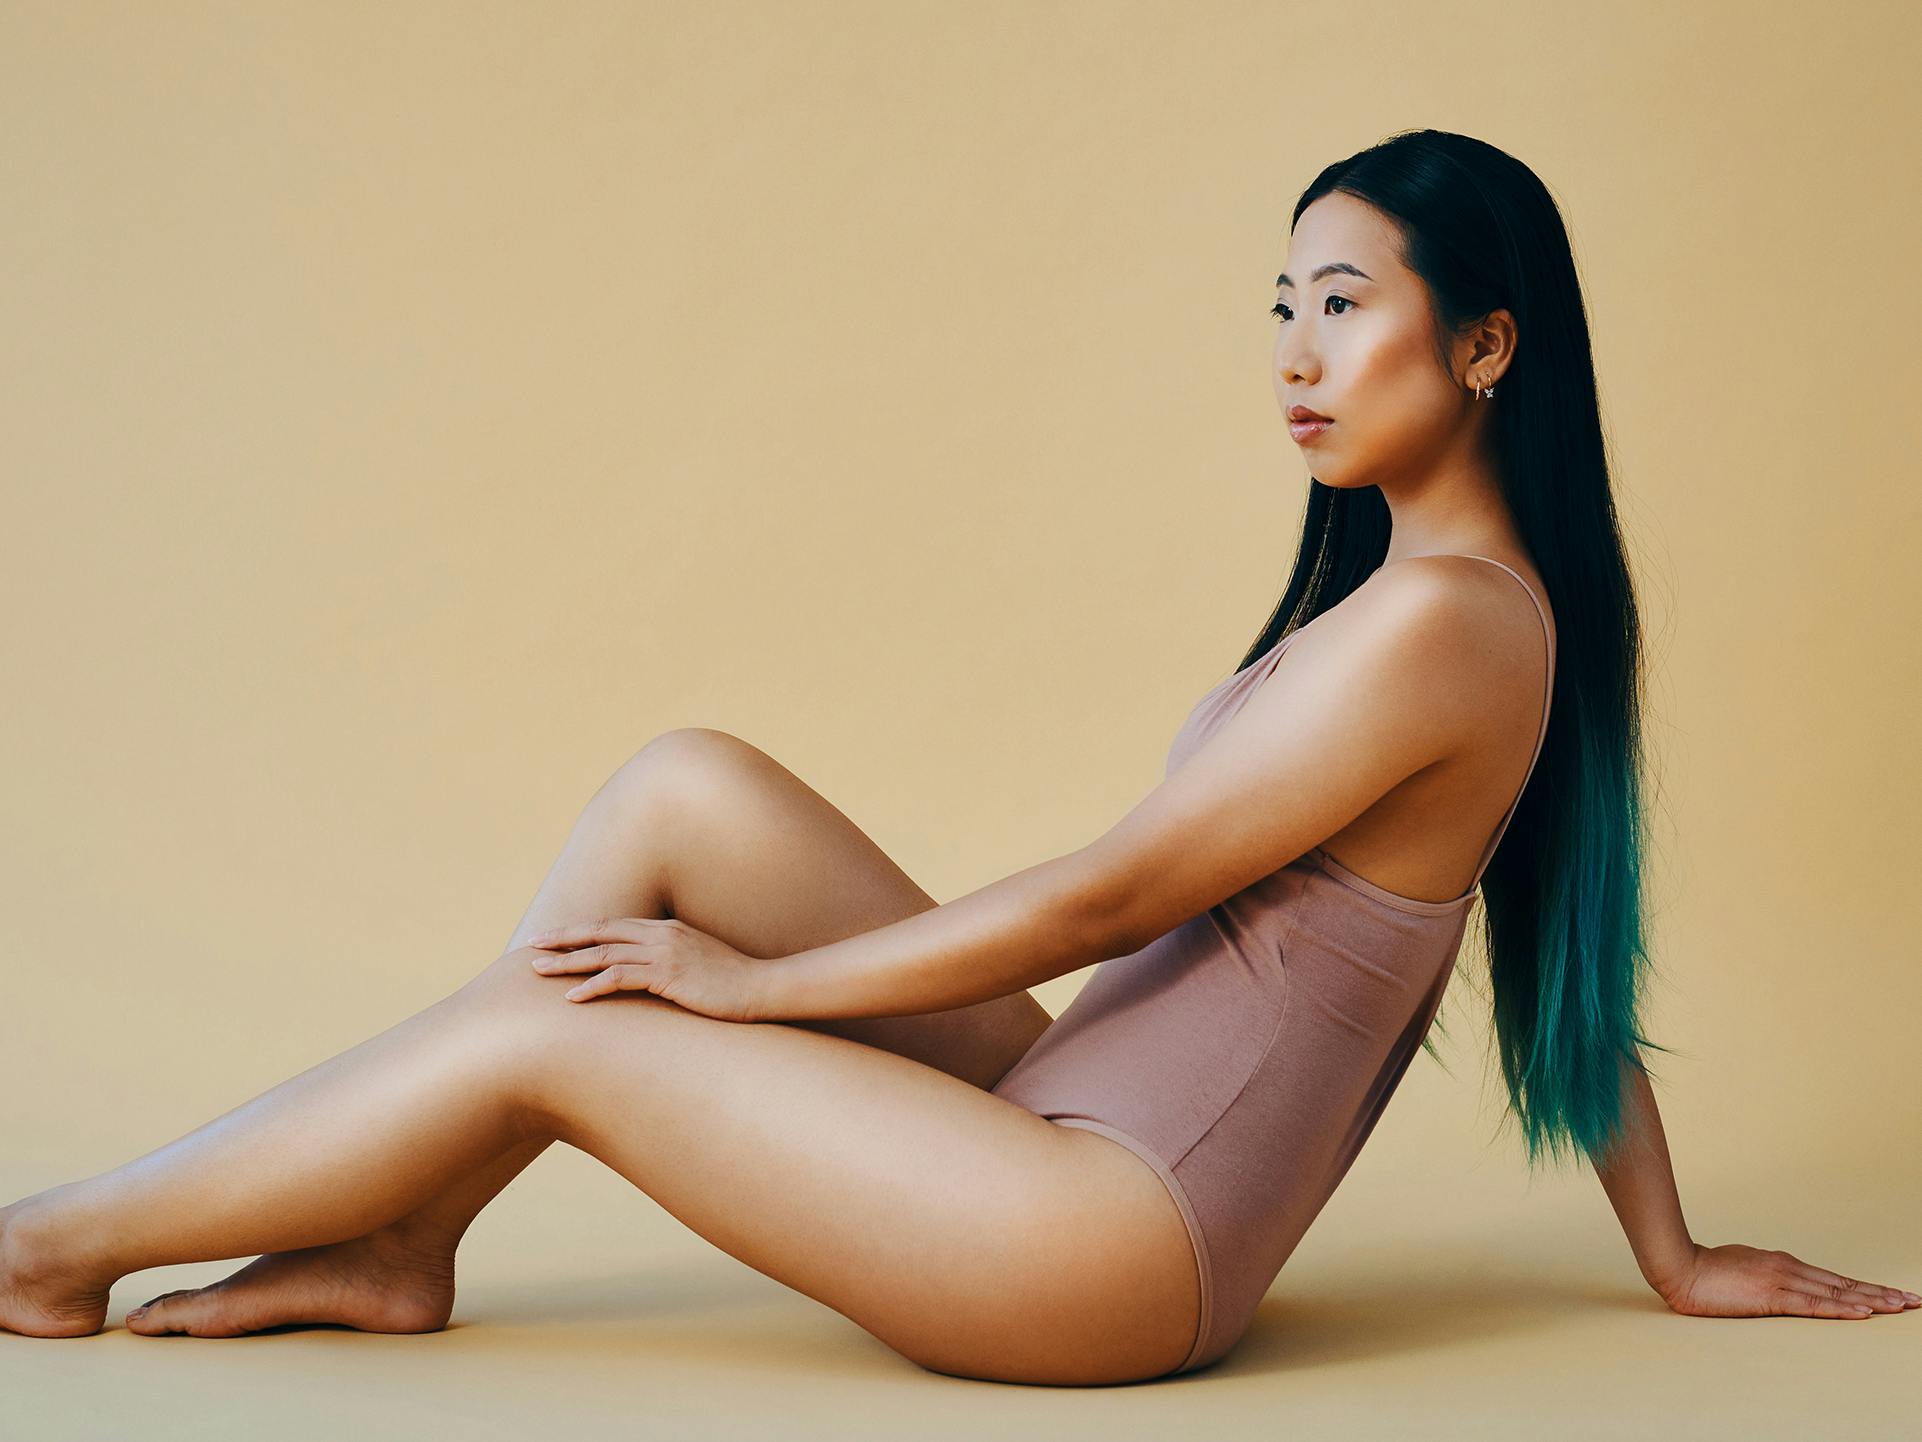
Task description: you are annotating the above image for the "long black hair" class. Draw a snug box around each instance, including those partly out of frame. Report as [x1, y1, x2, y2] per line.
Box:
[1246, 128, 1675, 1172]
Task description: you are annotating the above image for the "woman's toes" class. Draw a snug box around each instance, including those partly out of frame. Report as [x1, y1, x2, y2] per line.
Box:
[128, 1288, 191, 1317]
[126, 1286, 224, 1336]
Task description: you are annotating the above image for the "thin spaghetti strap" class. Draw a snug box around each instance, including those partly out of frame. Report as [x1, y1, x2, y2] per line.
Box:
[1450, 555, 1556, 888]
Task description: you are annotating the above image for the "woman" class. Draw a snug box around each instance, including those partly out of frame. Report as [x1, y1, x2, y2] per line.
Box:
[3, 128, 1913, 1382]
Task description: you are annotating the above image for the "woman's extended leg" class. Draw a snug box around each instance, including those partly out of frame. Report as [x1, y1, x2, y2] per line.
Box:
[12, 730, 1056, 1338]
[0, 934, 1200, 1383]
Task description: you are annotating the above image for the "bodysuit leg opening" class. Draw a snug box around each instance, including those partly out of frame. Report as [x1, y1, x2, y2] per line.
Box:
[1050, 1117, 1214, 1375]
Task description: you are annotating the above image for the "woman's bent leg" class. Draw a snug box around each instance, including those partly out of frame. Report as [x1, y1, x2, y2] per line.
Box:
[392, 728, 1052, 1243]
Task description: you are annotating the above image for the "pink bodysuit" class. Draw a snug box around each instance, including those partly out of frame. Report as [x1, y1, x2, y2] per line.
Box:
[991, 555, 1557, 1374]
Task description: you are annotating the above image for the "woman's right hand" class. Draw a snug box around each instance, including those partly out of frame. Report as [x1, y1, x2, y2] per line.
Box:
[1656, 1241, 1921, 1319]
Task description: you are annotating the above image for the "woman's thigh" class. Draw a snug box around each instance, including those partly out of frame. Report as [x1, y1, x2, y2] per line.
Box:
[481, 951, 1201, 1385]
[591, 727, 1055, 1090]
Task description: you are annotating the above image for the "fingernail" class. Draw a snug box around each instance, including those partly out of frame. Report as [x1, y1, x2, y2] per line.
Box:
[127, 1308, 147, 1320]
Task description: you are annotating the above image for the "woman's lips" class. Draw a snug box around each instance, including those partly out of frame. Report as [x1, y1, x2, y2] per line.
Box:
[1288, 419, 1333, 443]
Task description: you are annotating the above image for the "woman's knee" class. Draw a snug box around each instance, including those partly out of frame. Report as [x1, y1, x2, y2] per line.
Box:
[464, 945, 560, 1004]
[599, 727, 749, 819]
[465, 944, 688, 1047]
[592, 729, 777, 880]
[561, 730, 722, 880]
[457, 947, 641, 1055]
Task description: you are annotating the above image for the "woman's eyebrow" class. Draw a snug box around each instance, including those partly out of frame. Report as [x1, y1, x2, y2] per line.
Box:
[1275, 262, 1374, 289]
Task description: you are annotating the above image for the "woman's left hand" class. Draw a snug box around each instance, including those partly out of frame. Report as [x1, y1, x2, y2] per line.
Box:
[1656, 1241, 1921, 1319]
[525, 917, 771, 1023]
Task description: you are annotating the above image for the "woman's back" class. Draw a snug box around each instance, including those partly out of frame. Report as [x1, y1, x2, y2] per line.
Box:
[991, 554, 1557, 1373]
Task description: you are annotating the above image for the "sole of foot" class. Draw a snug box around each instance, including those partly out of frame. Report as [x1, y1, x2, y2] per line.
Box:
[123, 1226, 458, 1338]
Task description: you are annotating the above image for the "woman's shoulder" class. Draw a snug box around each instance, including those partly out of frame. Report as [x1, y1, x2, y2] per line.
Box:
[1310, 555, 1553, 720]
[1359, 553, 1554, 660]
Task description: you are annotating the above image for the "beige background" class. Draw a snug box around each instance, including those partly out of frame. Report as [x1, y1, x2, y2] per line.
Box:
[3, 1, 1918, 1436]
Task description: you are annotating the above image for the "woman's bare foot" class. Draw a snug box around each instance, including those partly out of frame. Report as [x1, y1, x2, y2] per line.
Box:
[0, 1199, 115, 1337]
[0, 1194, 460, 1340]
[124, 1221, 459, 1337]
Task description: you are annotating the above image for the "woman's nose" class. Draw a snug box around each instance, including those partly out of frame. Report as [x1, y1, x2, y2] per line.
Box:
[1274, 340, 1311, 385]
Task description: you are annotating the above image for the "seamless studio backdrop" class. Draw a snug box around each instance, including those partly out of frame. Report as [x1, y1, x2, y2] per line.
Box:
[2, 2, 1918, 1439]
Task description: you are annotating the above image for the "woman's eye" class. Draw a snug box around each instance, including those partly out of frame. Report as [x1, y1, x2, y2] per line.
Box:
[1269, 295, 1354, 322]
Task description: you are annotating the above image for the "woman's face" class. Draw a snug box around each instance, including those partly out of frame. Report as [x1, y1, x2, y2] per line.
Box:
[1271, 193, 1484, 492]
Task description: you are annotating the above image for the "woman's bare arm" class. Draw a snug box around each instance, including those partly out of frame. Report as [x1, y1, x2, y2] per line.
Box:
[1590, 1051, 1696, 1298]
[1591, 1049, 1920, 1318]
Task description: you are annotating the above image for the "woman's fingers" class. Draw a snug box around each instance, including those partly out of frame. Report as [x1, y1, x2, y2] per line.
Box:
[562, 963, 644, 1001]
[527, 943, 664, 1002]
[1771, 1285, 1880, 1318]
[530, 941, 646, 976]
[1781, 1254, 1921, 1311]
[525, 917, 662, 951]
